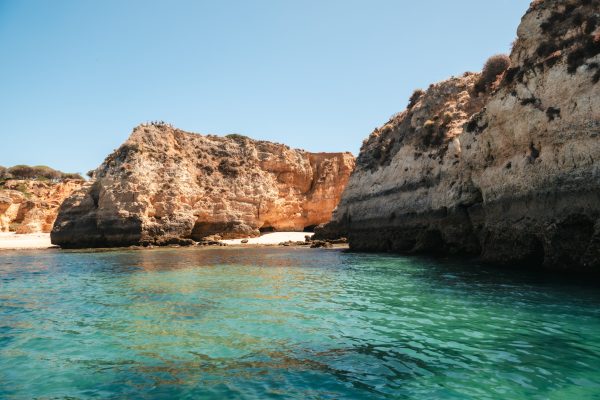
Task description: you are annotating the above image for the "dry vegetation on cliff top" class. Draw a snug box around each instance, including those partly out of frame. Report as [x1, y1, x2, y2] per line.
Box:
[0, 165, 83, 183]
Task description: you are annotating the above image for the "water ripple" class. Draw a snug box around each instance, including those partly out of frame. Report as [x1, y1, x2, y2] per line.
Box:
[0, 248, 599, 399]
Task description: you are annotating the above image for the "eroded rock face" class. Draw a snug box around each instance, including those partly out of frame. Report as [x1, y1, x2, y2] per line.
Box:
[0, 180, 84, 234]
[315, 73, 490, 254]
[317, 0, 600, 270]
[51, 125, 355, 248]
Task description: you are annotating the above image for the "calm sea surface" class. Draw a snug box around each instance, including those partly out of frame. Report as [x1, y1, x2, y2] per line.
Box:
[1, 247, 599, 399]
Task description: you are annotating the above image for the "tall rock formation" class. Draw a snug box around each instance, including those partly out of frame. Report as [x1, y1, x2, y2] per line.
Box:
[51, 124, 355, 248]
[317, 0, 600, 270]
[0, 180, 84, 234]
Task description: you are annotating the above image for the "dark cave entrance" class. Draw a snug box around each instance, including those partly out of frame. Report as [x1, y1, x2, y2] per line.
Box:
[303, 225, 317, 232]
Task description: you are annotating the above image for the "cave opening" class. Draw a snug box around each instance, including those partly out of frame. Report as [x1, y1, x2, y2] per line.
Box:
[303, 225, 317, 232]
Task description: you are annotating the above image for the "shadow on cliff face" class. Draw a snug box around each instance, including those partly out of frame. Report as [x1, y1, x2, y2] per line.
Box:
[52, 215, 144, 249]
[325, 202, 600, 274]
[543, 213, 597, 268]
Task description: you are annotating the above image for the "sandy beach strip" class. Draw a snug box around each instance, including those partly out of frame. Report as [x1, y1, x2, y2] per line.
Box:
[220, 232, 313, 245]
[0, 231, 315, 250]
[0, 232, 56, 250]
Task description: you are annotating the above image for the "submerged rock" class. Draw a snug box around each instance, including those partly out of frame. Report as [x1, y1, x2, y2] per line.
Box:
[51, 124, 354, 248]
[317, 0, 600, 270]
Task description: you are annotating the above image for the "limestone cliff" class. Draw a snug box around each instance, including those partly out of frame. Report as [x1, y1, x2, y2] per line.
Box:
[0, 180, 84, 234]
[315, 73, 489, 253]
[317, 0, 600, 270]
[51, 124, 355, 248]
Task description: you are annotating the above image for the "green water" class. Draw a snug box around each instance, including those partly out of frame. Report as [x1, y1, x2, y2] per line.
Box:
[1, 247, 599, 399]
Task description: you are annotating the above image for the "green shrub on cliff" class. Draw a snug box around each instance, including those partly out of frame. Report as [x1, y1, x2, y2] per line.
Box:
[225, 133, 249, 141]
[32, 165, 62, 181]
[8, 165, 36, 179]
[4, 165, 83, 181]
[408, 89, 425, 108]
[475, 54, 511, 93]
[61, 172, 84, 180]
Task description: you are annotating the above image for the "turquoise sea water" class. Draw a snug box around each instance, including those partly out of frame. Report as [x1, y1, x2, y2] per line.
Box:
[1, 247, 599, 399]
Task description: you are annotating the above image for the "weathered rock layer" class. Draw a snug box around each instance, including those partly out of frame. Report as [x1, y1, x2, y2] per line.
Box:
[0, 180, 84, 234]
[317, 0, 600, 270]
[51, 125, 354, 248]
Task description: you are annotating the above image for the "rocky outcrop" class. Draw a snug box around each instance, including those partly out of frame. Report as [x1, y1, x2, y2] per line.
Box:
[0, 180, 84, 233]
[51, 125, 355, 248]
[315, 73, 490, 253]
[317, 0, 600, 270]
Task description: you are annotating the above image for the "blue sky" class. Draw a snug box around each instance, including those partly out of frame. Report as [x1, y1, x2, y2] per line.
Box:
[0, 0, 530, 173]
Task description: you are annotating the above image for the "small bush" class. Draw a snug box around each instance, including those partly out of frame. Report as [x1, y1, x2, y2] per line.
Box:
[33, 165, 61, 181]
[62, 173, 84, 180]
[8, 165, 36, 179]
[475, 54, 511, 93]
[408, 89, 425, 108]
[5, 164, 78, 181]
[143, 120, 172, 128]
[225, 133, 249, 141]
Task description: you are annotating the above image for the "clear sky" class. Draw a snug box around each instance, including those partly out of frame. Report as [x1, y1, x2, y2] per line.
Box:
[0, 0, 530, 174]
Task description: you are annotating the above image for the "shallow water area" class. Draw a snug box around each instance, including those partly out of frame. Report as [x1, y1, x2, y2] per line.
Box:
[1, 247, 599, 399]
